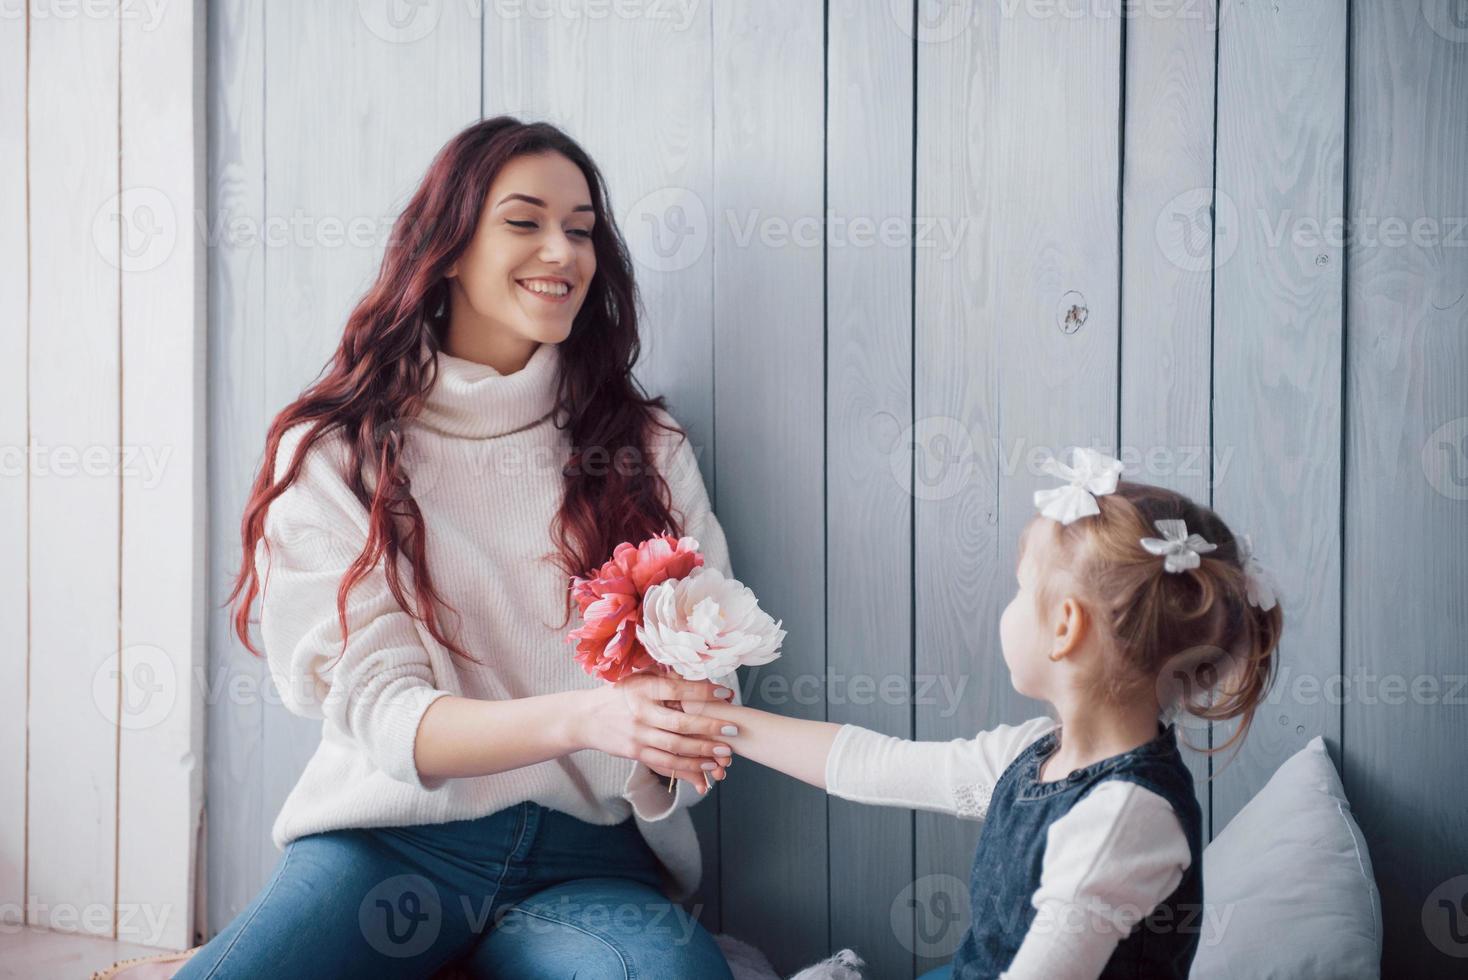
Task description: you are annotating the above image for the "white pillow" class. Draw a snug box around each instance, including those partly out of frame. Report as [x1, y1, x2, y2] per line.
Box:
[1190, 736, 1382, 980]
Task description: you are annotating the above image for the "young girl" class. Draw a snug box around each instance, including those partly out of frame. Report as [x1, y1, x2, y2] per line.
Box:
[689, 449, 1283, 979]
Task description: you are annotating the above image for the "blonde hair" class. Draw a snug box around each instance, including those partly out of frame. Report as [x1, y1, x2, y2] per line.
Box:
[1023, 480, 1282, 756]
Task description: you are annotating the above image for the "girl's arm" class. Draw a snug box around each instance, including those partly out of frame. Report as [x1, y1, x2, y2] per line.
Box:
[679, 701, 843, 789]
[686, 700, 1056, 819]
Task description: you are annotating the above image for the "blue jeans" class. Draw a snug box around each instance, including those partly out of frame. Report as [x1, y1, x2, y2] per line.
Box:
[175, 801, 732, 979]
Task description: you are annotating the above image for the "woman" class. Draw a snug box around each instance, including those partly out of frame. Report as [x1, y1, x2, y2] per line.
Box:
[176, 117, 740, 979]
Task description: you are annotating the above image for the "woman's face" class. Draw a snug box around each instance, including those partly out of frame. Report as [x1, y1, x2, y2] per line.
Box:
[446, 151, 598, 363]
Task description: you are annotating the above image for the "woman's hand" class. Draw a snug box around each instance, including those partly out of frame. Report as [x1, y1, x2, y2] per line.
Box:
[571, 673, 737, 794]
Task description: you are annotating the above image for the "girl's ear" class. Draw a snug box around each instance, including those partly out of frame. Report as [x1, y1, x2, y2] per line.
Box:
[1049, 596, 1089, 662]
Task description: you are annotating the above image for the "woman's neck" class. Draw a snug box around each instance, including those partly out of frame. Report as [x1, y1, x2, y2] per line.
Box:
[1039, 692, 1161, 782]
[444, 302, 539, 375]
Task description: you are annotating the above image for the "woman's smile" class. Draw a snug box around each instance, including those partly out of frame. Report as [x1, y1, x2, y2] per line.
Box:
[516, 276, 574, 304]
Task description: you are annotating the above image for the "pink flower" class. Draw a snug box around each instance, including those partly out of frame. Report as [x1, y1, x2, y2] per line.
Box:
[568, 534, 705, 683]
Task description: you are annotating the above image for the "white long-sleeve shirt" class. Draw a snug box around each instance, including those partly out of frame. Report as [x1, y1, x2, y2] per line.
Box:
[824, 718, 1193, 978]
[253, 340, 735, 901]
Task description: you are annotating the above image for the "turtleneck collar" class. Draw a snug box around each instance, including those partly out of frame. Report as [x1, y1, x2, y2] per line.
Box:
[416, 341, 563, 439]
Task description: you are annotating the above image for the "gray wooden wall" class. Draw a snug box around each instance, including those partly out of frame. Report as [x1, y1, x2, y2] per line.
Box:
[206, 1, 1467, 975]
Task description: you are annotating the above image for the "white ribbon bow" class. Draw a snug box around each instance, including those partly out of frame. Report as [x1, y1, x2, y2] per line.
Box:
[1236, 534, 1278, 611]
[1033, 448, 1126, 525]
[1140, 518, 1217, 573]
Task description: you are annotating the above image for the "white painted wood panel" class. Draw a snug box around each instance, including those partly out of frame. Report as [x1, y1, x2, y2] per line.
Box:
[117, 0, 207, 950]
[0, 4, 30, 930]
[11, 2, 207, 949]
[27, 6, 121, 939]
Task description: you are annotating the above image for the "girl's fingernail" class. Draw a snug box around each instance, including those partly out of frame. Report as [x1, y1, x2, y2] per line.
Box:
[721, 725, 739, 736]
[713, 687, 732, 699]
[713, 745, 732, 757]
[701, 762, 718, 771]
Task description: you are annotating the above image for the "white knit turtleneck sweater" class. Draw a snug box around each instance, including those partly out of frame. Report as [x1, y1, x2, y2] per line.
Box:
[253, 340, 736, 901]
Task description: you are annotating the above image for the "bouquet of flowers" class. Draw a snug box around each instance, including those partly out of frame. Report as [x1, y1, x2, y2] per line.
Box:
[567, 532, 785, 788]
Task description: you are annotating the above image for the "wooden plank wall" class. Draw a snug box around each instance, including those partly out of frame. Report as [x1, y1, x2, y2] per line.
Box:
[1345, 1, 1468, 971]
[1212, 0, 1347, 827]
[825, 4, 914, 979]
[6, 0, 206, 952]
[910, 5, 1004, 972]
[201, 1, 1467, 974]
[204, 0, 269, 934]
[117, 0, 209, 953]
[27, 0, 123, 942]
[711, 0, 829, 968]
[0, 1, 30, 936]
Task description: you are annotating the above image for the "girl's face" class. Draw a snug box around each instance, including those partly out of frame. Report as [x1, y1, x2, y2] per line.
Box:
[1000, 520, 1060, 700]
[446, 151, 598, 357]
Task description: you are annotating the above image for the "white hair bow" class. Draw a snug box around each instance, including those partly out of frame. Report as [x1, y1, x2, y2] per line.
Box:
[1140, 518, 1217, 573]
[1236, 534, 1278, 611]
[1033, 448, 1126, 525]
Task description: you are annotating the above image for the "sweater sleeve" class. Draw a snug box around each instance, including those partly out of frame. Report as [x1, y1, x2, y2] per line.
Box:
[1000, 781, 1192, 979]
[624, 412, 743, 821]
[254, 425, 452, 791]
[824, 716, 1056, 819]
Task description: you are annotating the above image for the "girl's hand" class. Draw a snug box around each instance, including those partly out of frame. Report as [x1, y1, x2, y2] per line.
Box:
[573, 673, 737, 793]
[675, 699, 842, 791]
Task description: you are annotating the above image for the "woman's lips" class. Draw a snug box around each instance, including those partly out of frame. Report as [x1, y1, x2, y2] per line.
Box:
[516, 279, 573, 304]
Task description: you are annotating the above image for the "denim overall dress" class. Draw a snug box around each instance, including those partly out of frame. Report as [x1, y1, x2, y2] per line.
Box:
[948, 723, 1204, 979]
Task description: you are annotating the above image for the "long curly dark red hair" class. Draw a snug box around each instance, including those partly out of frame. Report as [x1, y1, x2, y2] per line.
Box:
[227, 116, 685, 665]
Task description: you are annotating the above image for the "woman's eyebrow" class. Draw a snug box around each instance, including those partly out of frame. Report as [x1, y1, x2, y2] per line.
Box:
[496, 192, 595, 213]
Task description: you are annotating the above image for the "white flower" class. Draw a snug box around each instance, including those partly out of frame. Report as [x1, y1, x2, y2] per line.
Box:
[636, 567, 785, 681]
